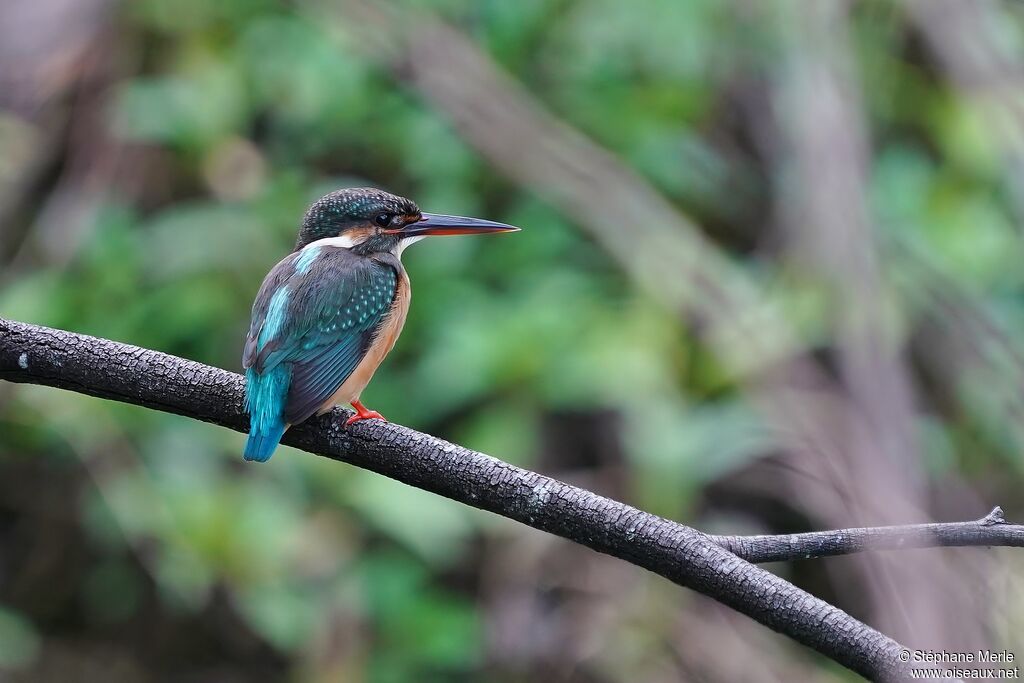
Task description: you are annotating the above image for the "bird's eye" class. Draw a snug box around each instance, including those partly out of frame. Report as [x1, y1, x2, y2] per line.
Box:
[374, 213, 392, 228]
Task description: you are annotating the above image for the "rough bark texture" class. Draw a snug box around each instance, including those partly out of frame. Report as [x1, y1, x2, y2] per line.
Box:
[0, 318, 924, 681]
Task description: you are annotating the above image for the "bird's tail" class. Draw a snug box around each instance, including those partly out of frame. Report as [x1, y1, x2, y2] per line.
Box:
[244, 421, 287, 462]
[244, 366, 290, 462]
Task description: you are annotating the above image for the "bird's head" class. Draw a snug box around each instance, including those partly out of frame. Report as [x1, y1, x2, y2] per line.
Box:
[295, 187, 518, 256]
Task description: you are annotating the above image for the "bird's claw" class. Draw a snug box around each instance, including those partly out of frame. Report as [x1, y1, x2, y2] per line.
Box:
[345, 408, 387, 427]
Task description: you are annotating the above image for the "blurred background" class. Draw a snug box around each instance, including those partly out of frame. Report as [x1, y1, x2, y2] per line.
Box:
[1, 0, 1023, 680]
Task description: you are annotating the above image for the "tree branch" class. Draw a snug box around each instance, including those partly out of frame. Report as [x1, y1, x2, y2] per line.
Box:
[712, 507, 1024, 564]
[1, 317, 973, 681]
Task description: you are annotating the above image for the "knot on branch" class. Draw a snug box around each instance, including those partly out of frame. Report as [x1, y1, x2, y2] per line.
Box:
[981, 506, 1006, 526]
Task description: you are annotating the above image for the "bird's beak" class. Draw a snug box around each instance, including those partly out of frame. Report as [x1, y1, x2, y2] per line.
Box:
[385, 213, 520, 237]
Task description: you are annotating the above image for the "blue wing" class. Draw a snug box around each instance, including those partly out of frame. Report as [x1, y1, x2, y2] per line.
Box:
[242, 248, 397, 461]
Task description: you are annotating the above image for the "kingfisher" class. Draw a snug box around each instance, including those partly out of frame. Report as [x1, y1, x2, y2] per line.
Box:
[242, 187, 519, 462]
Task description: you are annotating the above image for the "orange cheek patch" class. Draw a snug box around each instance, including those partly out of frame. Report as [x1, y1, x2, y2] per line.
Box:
[346, 226, 376, 244]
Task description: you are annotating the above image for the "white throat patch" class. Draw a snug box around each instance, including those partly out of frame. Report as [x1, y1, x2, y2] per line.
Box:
[393, 236, 425, 259]
[299, 233, 424, 261]
[302, 234, 361, 251]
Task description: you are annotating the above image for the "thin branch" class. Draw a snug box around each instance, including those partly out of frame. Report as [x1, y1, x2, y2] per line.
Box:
[0, 318, 920, 681]
[712, 507, 1024, 564]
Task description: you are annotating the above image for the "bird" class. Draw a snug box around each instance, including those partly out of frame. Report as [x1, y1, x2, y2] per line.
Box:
[242, 187, 519, 462]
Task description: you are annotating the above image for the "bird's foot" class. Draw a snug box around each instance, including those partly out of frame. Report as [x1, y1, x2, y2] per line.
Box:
[345, 400, 387, 427]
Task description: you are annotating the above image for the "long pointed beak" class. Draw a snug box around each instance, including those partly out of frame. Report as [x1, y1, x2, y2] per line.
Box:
[385, 213, 520, 237]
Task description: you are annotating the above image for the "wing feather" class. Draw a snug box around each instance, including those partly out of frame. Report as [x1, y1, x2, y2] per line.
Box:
[284, 335, 368, 422]
[243, 254, 298, 370]
[244, 248, 398, 427]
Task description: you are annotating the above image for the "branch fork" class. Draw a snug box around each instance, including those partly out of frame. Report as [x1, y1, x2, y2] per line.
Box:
[4, 318, 1018, 681]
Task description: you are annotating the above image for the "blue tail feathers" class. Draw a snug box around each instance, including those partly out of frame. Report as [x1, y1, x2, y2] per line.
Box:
[244, 366, 291, 462]
[244, 421, 287, 462]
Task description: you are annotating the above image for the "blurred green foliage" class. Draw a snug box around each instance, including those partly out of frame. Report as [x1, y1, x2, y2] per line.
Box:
[3, 0, 1024, 680]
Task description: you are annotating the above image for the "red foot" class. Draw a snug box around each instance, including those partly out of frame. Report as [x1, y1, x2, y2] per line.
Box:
[345, 399, 387, 427]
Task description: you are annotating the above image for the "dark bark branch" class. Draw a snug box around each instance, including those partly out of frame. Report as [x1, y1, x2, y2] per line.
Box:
[712, 507, 1024, 564]
[0, 318, 950, 681]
